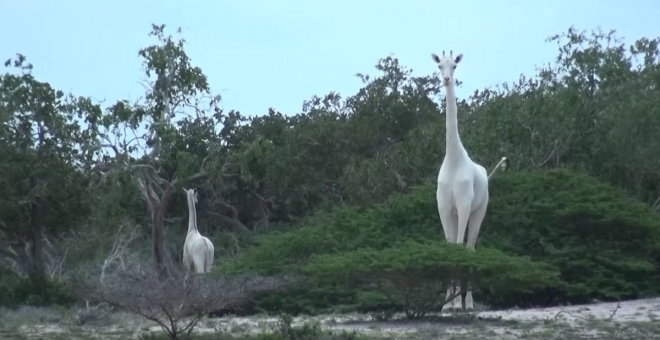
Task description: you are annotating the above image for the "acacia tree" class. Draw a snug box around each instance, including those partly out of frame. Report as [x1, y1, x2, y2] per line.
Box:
[94, 24, 224, 279]
[0, 55, 101, 279]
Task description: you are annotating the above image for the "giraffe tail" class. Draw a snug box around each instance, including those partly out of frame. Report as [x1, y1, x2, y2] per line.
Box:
[488, 157, 509, 180]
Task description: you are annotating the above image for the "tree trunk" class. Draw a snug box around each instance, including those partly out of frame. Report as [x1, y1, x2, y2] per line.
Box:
[28, 213, 46, 277]
[2, 176, 49, 278]
[1, 234, 46, 278]
[152, 203, 168, 280]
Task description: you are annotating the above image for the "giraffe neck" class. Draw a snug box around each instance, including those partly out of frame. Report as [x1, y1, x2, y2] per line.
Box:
[187, 194, 198, 234]
[444, 83, 467, 163]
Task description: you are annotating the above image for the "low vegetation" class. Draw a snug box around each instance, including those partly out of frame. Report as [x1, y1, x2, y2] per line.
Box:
[1, 302, 659, 340]
[224, 170, 660, 316]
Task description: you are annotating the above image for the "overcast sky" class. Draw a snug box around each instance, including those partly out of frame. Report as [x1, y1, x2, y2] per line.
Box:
[1, 0, 657, 117]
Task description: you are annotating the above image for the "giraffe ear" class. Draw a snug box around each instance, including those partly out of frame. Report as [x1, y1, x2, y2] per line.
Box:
[454, 53, 463, 64]
[431, 53, 441, 63]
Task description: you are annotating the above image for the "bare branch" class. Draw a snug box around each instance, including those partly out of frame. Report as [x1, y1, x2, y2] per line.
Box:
[536, 139, 561, 168]
[652, 195, 660, 212]
[78, 264, 292, 339]
[147, 62, 176, 161]
[206, 211, 251, 235]
[100, 221, 140, 283]
[170, 171, 208, 189]
[0, 247, 22, 266]
[137, 177, 157, 212]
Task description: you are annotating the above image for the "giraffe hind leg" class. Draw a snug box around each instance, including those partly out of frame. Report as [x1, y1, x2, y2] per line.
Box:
[438, 209, 459, 312]
[464, 199, 489, 311]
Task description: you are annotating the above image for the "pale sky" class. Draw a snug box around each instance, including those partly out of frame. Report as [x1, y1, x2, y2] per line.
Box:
[0, 0, 657, 117]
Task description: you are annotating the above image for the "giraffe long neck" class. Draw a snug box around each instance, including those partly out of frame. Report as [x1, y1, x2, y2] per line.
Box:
[187, 194, 198, 234]
[444, 84, 466, 162]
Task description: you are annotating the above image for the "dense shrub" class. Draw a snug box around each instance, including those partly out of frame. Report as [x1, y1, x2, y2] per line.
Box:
[224, 169, 660, 314]
[224, 183, 439, 275]
[304, 240, 559, 318]
[0, 270, 74, 308]
[483, 169, 660, 306]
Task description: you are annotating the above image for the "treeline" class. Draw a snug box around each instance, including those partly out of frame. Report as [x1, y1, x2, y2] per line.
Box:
[1, 24, 660, 316]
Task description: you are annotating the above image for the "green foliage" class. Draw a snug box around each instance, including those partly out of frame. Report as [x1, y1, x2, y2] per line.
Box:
[304, 241, 558, 318]
[0, 52, 98, 278]
[231, 184, 440, 275]
[0, 272, 74, 308]
[259, 313, 324, 340]
[0, 267, 21, 306]
[233, 169, 660, 313]
[247, 282, 366, 316]
[483, 169, 660, 304]
[304, 241, 558, 290]
[2, 23, 660, 320]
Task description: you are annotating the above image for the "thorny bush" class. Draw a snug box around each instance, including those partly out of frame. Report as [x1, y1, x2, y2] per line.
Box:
[78, 263, 292, 339]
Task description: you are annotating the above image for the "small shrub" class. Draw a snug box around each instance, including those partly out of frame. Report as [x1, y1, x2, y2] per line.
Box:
[0, 305, 69, 328]
[257, 314, 364, 340]
[0, 274, 74, 308]
[75, 301, 113, 325]
[79, 264, 289, 340]
[271, 313, 323, 340]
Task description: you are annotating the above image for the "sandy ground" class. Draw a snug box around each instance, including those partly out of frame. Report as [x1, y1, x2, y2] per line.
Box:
[3, 298, 660, 339]
[206, 298, 660, 338]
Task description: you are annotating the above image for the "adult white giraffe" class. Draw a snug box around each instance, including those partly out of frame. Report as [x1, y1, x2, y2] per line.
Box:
[432, 50, 493, 312]
[182, 187, 214, 274]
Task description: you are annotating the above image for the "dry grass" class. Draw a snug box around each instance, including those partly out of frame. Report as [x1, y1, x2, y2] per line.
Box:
[1, 298, 660, 339]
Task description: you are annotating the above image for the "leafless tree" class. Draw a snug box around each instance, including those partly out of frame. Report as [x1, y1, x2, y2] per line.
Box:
[78, 263, 291, 340]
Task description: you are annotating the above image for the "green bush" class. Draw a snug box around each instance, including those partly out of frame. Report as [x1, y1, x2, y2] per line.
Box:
[218, 184, 444, 315]
[227, 169, 660, 314]
[304, 240, 559, 318]
[0, 270, 74, 308]
[483, 169, 660, 305]
[0, 267, 22, 306]
[226, 185, 440, 275]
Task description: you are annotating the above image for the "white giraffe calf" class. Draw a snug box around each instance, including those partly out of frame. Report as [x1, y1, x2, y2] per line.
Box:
[182, 188, 214, 274]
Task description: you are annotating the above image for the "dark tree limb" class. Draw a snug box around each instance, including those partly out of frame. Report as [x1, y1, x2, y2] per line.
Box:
[250, 182, 272, 231]
[205, 211, 251, 235]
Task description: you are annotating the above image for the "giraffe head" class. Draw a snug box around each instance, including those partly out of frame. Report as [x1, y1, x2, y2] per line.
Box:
[431, 50, 463, 87]
[183, 187, 198, 204]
